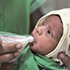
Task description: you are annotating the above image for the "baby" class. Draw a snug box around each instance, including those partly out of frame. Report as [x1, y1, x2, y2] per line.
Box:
[30, 15, 63, 57]
[30, 8, 70, 65]
[12, 8, 70, 70]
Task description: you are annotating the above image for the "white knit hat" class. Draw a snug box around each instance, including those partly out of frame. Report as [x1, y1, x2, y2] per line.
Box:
[35, 8, 70, 64]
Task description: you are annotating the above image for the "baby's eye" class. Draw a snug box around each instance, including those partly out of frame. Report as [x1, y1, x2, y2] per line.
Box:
[48, 30, 52, 37]
[42, 22, 44, 25]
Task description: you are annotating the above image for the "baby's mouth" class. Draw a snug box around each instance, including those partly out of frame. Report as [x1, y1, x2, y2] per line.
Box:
[30, 40, 36, 46]
[30, 41, 34, 46]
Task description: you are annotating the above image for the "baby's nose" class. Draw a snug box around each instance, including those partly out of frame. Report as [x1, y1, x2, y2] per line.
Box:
[36, 28, 42, 35]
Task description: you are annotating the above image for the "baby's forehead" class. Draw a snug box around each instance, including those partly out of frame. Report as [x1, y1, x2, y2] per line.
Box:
[44, 15, 62, 23]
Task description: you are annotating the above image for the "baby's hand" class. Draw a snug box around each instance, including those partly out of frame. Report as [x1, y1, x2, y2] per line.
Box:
[0, 38, 22, 63]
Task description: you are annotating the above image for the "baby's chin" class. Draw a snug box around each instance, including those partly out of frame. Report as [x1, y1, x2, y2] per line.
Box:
[29, 44, 48, 55]
[29, 42, 34, 49]
[29, 43, 37, 52]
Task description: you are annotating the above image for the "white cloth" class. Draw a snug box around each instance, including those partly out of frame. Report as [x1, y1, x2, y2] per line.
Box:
[35, 8, 70, 64]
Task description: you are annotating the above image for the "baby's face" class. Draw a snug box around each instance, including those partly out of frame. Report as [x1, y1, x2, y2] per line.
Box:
[30, 15, 63, 55]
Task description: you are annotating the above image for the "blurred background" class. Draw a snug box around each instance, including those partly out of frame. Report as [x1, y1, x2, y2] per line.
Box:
[30, 0, 70, 33]
[40, 0, 70, 14]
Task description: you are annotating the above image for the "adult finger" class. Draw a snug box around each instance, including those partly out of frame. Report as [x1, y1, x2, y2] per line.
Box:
[0, 62, 15, 70]
[58, 52, 70, 67]
[0, 51, 20, 63]
[0, 42, 22, 54]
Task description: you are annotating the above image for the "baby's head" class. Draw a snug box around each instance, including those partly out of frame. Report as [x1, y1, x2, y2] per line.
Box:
[30, 15, 63, 55]
[30, 8, 70, 64]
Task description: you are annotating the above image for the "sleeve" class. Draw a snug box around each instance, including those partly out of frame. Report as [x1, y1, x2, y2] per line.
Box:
[30, 0, 46, 13]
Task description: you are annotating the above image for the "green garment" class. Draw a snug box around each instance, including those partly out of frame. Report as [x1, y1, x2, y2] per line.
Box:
[12, 45, 65, 70]
[0, 0, 30, 34]
[0, 0, 46, 35]
[30, 0, 46, 13]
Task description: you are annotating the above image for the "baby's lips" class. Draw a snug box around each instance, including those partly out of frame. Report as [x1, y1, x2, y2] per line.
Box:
[30, 41, 34, 47]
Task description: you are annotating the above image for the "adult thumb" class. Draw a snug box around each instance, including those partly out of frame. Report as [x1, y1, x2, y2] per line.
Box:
[58, 52, 70, 68]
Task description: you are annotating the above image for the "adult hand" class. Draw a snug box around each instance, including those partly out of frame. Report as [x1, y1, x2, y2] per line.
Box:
[0, 62, 15, 70]
[0, 38, 22, 63]
[58, 52, 70, 70]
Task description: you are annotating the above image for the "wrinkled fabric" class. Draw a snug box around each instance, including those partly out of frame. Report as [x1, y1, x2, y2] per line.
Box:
[12, 45, 65, 70]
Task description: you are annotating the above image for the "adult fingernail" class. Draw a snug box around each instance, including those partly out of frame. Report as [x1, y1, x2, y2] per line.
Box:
[16, 43, 22, 49]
